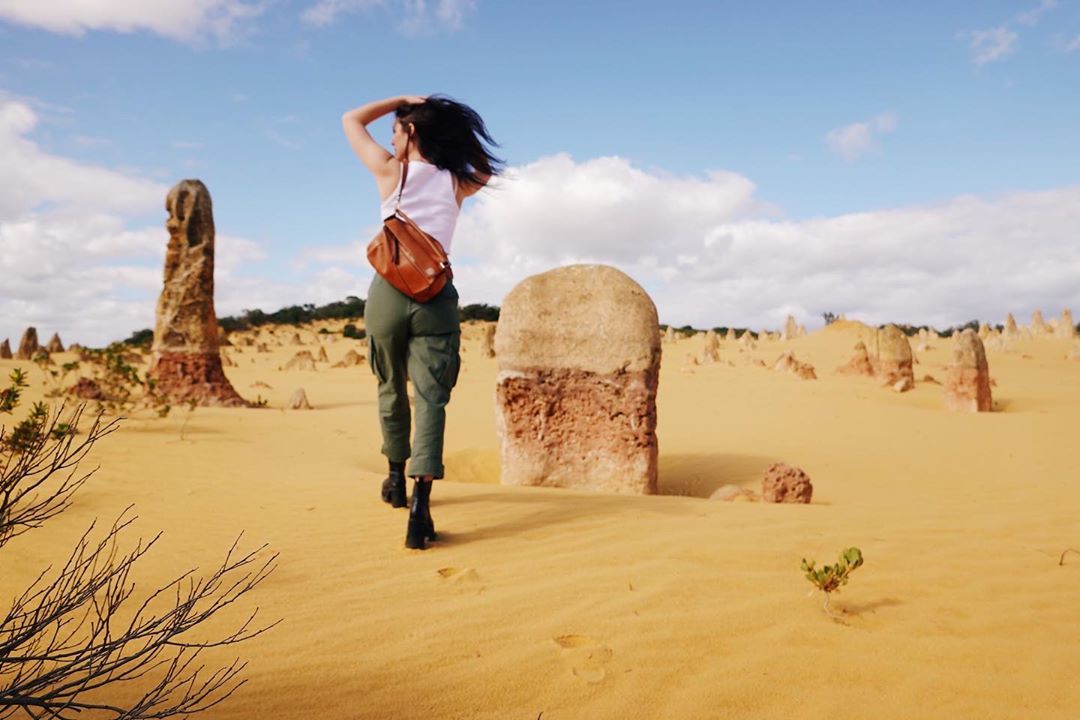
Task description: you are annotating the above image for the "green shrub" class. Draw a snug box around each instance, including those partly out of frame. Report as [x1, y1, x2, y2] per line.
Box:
[801, 547, 863, 617]
[460, 303, 499, 322]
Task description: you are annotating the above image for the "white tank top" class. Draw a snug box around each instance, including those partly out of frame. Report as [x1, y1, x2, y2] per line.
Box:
[379, 161, 460, 253]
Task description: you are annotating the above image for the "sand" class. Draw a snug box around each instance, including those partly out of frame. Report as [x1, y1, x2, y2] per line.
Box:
[1, 320, 1078, 719]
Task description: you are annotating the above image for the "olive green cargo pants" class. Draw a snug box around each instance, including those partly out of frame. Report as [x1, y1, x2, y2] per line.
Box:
[364, 274, 461, 479]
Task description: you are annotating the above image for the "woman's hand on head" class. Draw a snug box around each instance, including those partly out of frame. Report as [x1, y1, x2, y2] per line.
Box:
[401, 95, 427, 105]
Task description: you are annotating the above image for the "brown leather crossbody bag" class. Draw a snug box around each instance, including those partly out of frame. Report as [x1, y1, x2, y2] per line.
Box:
[367, 161, 453, 303]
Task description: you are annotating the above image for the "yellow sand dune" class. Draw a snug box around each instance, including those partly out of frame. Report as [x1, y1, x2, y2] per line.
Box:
[1, 321, 1078, 719]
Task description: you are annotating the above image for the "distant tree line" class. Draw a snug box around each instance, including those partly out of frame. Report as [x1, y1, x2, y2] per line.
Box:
[121, 297, 500, 346]
[658, 324, 760, 339]
[821, 311, 1012, 338]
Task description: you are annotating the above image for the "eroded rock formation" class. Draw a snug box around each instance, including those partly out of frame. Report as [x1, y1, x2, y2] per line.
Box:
[15, 327, 39, 360]
[1031, 310, 1048, 334]
[773, 351, 816, 379]
[333, 349, 364, 367]
[875, 324, 914, 391]
[147, 179, 247, 407]
[1004, 313, 1019, 339]
[283, 350, 316, 371]
[495, 265, 661, 494]
[782, 315, 800, 341]
[1059, 309, 1076, 340]
[836, 341, 875, 377]
[702, 330, 720, 363]
[0, 339, 10, 359]
[289, 388, 312, 409]
[944, 329, 993, 412]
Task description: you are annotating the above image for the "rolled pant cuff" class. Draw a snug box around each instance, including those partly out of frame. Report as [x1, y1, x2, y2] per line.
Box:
[406, 460, 444, 479]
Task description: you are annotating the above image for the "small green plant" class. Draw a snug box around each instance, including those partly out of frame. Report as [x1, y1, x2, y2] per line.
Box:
[0, 369, 74, 459]
[0, 368, 28, 414]
[80, 343, 171, 417]
[801, 547, 864, 618]
[35, 353, 79, 398]
[342, 323, 366, 340]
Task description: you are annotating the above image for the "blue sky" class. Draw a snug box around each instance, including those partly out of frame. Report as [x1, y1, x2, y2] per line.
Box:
[2, 0, 1079, 345]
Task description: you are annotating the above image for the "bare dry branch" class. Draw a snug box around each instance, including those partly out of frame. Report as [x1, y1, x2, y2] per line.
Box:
[0, 398, 278, 719]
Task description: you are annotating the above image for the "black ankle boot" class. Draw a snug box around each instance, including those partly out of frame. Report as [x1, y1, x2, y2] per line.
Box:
[381, 461, 407, 508]
[405, 479, 434, 549]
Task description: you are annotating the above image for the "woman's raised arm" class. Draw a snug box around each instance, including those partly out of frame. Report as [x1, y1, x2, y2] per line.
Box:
[341, 95, 425, 177]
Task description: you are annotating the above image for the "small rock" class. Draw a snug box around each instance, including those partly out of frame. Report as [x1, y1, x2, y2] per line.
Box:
[67, 377, 104, 400]
[709, 484, 757, 502]
[283, 350, 317, 371]
[289, 388, 312, 409]
[333, 349, 365, 367]
[761, 462, 813, 504]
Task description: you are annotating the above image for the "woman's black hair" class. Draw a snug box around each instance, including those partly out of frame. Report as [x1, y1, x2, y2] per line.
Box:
[395, 94, 504, 187]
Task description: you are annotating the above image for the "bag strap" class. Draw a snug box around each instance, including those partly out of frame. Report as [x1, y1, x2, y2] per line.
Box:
[394, 160, 408, 212]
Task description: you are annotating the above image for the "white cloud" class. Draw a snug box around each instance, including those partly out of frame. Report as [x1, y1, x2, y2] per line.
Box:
[965, 26, 1019, 65]
[1015, 0, 1056, 27]
[825, 112, 897, 163]
[0, 97, 280, 347]
[445, 156, 1080, 331]
[400, 0, 475, 34]
[301, 0, 475, 33]
[0, 0, 265, 44]
[1062, 34, 1080, 53]
[0, 101, 165, 218]
[301, 0, 380, 27]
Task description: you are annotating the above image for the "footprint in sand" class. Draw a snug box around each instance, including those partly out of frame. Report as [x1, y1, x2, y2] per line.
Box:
[436, 567, 483, 592]
[552, 634, 613, 684]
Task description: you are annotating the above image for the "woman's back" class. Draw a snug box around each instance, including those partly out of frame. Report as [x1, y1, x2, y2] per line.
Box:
[380, 161, 460, 253]
[342, 92, 501, 549]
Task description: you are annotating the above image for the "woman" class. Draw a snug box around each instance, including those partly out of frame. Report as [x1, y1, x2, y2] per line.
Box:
[341, 94, 502, 550]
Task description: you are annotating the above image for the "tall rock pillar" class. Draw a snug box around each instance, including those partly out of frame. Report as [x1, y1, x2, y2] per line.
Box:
[147, 179, 246, 407]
